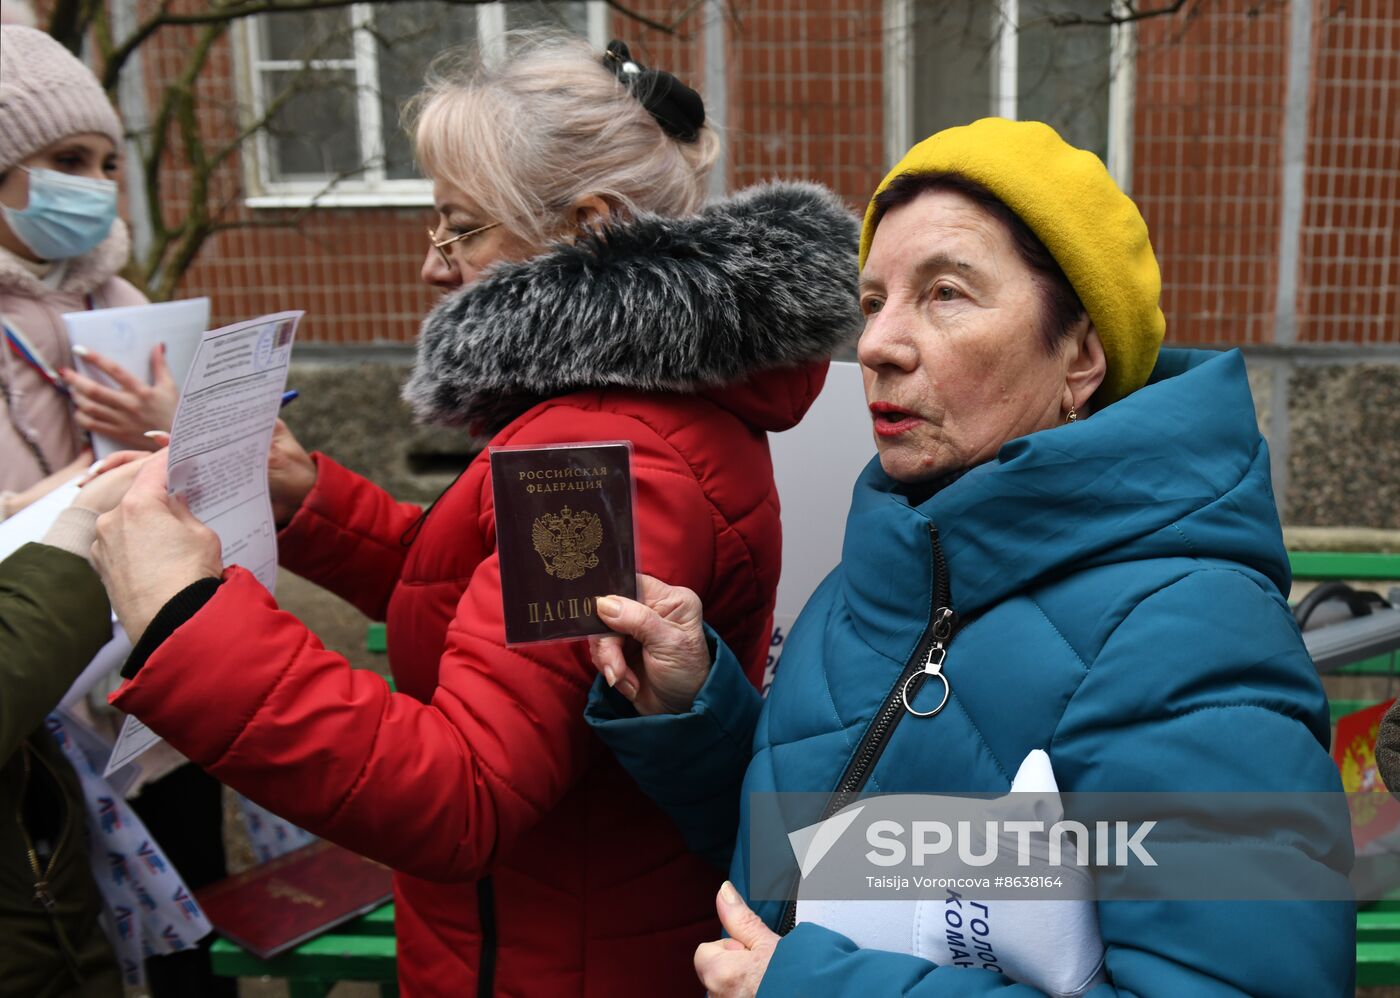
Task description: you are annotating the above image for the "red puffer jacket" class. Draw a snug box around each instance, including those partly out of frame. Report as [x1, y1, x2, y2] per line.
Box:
[111, 182, 860, 996]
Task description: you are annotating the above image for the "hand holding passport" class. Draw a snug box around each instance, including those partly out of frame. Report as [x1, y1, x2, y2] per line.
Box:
[490, 442, 638, 645]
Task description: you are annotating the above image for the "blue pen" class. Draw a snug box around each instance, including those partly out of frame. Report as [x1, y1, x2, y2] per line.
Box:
[281, 390, 299, 407]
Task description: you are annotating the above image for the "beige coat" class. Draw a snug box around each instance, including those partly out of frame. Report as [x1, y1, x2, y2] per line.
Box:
[0, 222, 146, 493]
[0, 225, 188, 787]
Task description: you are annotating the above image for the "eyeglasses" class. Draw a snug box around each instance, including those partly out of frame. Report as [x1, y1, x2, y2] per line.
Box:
[427, 221, 501, 268]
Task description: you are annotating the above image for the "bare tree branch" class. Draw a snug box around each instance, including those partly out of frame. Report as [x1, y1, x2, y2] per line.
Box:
[605, 0, 685, 35]
[44, 0, 99, 54]
[77, 0, 692, 298]
[101, 0, 678, 90]
[1043, 0, 1193, 28]
[139, 23, 227, 298]
[209, 25, 355, 173]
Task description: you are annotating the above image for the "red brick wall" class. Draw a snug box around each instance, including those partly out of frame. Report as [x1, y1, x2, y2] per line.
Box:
[112, 1, 1396, 349]
[131, 0, 439, 342]
[725, 2, 885, 199]
[1296, 0, 1400, 344]
[1131, 0, 1290, 347]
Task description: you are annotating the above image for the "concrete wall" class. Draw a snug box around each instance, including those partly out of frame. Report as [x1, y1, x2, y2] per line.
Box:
[1246, 347, 1400, 531]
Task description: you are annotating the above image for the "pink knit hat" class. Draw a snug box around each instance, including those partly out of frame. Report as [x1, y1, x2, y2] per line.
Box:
[0, 26, 124, 172]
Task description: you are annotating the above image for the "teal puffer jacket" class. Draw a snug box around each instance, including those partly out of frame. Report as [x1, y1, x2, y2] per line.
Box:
[587, 348, 1354, 997]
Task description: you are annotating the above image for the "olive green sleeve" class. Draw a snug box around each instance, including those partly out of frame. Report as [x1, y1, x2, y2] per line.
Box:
[0, 542, 112, 763]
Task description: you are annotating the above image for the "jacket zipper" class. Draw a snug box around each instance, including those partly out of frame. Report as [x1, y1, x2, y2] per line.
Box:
[776, 522, 956, 935]
[15, 741, 85, 983]
[476, 875, 497, 996]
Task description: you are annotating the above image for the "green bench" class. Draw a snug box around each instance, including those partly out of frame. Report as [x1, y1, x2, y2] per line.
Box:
[209, 626, 398, 995]
[1357, 901, 1400, 986]
[1289, 550, 1400, 677]
[1293, 551, 1400, 987]
[208, 902, 397, 997]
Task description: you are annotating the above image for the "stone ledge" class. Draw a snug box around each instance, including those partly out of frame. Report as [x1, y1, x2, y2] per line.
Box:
[1285, 527, 1400, 554]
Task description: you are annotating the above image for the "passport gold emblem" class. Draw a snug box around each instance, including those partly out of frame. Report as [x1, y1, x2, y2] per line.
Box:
[531, 505, 603, 580]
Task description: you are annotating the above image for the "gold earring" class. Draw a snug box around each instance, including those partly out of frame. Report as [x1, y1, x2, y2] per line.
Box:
[1066, 406, 1078, 423]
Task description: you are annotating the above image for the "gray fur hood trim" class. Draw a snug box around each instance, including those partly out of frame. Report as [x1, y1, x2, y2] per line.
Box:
[403, 181, 861, 432]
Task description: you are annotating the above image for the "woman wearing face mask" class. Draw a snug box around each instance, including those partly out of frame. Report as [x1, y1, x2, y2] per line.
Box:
[0, 26, 179, 521]
[0, 25, 232, 998]
[91, 32, 861, 997]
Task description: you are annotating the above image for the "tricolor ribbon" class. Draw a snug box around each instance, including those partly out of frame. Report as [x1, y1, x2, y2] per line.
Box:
[3, 319, 69, 397]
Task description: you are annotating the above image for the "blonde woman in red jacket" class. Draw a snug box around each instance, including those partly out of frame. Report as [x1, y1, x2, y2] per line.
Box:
[90, 32, 861, 997]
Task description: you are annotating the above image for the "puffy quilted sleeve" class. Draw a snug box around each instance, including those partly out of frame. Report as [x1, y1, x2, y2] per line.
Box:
[752, 569, 1355, 997]
[276, 453, 424, 619]
[585, 629, 761, 870]
[0, 543, 111, 762]
[110, 403, 723, 881]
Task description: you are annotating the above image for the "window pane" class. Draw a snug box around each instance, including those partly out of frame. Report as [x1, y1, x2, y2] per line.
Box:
[1017, 0, 1112, 161]
[261, 70, 362, 182]
[374, 3, 479, 180]
[504, 1, 589, 33]
[259, 9, 354, 62]
[910, 0, 999, 142]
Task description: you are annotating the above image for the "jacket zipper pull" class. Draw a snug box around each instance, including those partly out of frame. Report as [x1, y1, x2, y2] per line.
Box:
[901, 607, 954, 718]
[33, 878, 55, 911]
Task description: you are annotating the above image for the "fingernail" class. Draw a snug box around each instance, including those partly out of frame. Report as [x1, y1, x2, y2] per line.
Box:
[603, 665, 617, 688]
[596, 595, 620, 619]
[720, 881, 740, 905]
[617, 678, 637, 700]
[143, 430, 166, 439]
[71, 344, 90, 357]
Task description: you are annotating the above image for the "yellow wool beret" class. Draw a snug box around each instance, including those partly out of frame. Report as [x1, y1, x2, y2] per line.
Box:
[859, 118, 1165, 406]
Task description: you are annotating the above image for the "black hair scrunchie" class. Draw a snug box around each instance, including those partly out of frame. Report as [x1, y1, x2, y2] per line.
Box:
[602, 39, 705, 143]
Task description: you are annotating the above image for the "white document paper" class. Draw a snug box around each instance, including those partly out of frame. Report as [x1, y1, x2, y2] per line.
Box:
[56, 627, 132, 710]
[105, 713, 161, 776]
[0, 474, 131, 709]
[795, 752, 1106, 998]
[0, 475, 80, 563]
[105, 311, 302, 777]
[63, 298, 211, 459]
[164, 310, 300, 592]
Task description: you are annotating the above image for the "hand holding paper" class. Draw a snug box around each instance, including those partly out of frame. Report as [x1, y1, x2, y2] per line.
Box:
[92, 450, 223, 641]
[268, 418, 317, 528]
[72, 452, 153, 517]
[62, 297, 210, 459]
[63, 343, 178, 449]
[98, 311, 301, 775]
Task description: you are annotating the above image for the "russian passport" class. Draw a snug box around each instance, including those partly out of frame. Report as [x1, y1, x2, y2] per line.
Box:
[490, 442, 637, 645]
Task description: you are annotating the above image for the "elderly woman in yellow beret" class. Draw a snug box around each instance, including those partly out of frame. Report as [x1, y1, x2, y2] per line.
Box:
[583, 118, 1353, 996]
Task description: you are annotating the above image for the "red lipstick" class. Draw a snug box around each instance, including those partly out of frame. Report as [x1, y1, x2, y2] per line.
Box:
[869, 401, 920, 438]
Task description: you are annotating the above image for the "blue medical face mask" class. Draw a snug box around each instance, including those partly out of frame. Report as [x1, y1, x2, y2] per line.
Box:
[1, 166, 118, 261]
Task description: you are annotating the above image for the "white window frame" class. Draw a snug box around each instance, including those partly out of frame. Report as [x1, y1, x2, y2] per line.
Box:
[238, 2, 609, 209]
[883, 0, 1136, 191]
